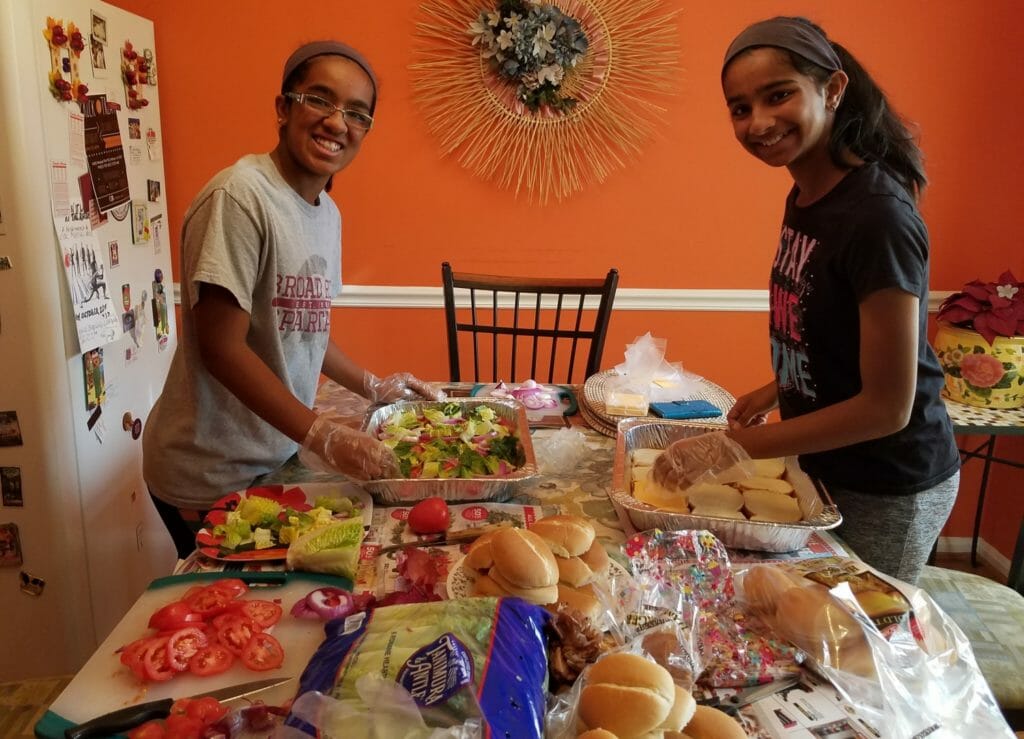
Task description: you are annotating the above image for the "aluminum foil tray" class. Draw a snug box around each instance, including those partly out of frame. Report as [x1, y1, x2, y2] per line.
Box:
[359, 398, 538, 505]
[611, 418, 841, 553]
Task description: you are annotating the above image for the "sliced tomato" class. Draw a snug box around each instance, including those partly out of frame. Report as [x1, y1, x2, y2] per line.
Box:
[120, 637, 154, 681]
[142, 636, 175, 682]
[215, 614, 259, 656]
[184, 585, 233, 617]
[166, 627, 208, 672]
[240, 632, 284, 671]
[207, 578, 248, 599]
[236, 599, 282, 629]
[185, 695, 228, 724]
[181, 585, 207, 602]
[188, 643, 234, 676]
[163, 714, 203, 739]
[127, 721, 166, 739]
[148, 601, 203, 632]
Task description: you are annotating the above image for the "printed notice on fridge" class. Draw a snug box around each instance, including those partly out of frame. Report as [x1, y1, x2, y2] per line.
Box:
[83, 104, 130, 213]
[54, 209, 121, 351]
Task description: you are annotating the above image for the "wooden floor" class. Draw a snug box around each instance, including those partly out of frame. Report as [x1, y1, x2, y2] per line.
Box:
[931, 550, 1007, 584]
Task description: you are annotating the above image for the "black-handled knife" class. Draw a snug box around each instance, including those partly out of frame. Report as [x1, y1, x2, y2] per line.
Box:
[64, 676, 293, 739]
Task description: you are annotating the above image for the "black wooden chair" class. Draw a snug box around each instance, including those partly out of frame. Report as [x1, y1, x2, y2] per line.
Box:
[441, 262, 618, 384]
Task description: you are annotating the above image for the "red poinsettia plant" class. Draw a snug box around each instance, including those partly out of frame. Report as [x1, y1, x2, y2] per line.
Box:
[937, 270, 1024, 345]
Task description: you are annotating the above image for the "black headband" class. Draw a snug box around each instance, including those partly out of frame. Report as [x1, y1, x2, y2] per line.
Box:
[722, 17, 841, 77]
[282, 41, 378, 113]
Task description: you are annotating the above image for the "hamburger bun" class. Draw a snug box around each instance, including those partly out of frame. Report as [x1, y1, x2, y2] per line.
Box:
[773, 586, 866, 660]
[681, 705, 745, 739]
[633, 478, 689, 512]
[631, 448, 663, 467]
[751, 457, 786, 479]
[660, 685, 697, 732]
[577, 731, 618, 739]
[489, 527, 558, 588]
[489, 568, 559, 605]
[471, 573, 508, 598]
[686, 483, 743, 511]
[545, 582, 602, 622]
[531, 515, 596, 557]
[743, 489, 802, 522]
[579, 653, 675, 737]
[557, 555, 596, 587]
[641, 629, 694, 686]
[463, 532, 495, 572]
[579, 540, 610, 578]
[736, 476, 794, 495]
[741, 564, 800, 615]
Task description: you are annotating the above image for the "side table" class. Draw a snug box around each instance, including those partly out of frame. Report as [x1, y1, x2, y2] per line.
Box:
[942, 397, 1024, 592]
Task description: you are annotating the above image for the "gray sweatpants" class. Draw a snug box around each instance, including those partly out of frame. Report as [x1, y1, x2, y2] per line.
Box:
[829, 471, 960, 585]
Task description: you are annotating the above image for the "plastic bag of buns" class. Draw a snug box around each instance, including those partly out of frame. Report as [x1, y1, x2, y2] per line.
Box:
[613, 529, 800, 689]
[736, 558, 1013, 738]
[545, 643, 748, 739]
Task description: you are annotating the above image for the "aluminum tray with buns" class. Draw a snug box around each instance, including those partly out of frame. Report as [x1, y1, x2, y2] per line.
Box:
[359, 398, 538, 504]
[610, 418, 841, 552]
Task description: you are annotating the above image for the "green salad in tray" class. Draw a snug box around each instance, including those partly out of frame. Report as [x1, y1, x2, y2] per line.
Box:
[375, 402, 525, 479]
[209, 494, 362, 553]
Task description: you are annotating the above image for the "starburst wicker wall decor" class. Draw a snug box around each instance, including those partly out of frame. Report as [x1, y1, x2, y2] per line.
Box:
[410, 0, 680, 204]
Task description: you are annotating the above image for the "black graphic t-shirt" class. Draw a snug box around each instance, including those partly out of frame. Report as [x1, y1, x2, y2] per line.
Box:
[770, 163, 959, 494]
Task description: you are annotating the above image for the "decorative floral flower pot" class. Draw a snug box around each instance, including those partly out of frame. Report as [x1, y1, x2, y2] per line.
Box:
[933, 323, 1024, 408]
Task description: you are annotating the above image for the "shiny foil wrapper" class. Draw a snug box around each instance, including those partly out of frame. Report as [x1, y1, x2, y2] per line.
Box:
[359, 398, 538, 504]
[611, 418, 842, 553]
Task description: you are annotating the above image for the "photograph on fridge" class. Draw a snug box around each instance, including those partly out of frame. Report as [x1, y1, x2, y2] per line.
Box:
[82, 348, 106, 410]
[131, 200, 150, 243]
[1, 467, 24, 507]
[0, 523, 23, 568]
[89, 35, 106, 77]
[0, 411, 24, 447]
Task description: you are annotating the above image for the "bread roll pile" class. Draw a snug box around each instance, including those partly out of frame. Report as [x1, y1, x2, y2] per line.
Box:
[468, 514, 610, 623]
[630, 450, 803, 523]
[575, 652, 745, 739]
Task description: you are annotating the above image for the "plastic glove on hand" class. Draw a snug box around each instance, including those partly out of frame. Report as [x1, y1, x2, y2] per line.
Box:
[651, 431, 754, 491]
[299, 414, 400, 480]
[363, 372, 447, 403]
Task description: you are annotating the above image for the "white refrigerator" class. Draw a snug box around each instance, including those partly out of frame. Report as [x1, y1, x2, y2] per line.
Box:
[0, 0, 177, 679]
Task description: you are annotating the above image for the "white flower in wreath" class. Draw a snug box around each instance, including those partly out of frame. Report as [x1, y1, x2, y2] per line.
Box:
[996, 284, 1019, 300]
[486, 10, 501, 27]
[497, 29, 514, 50]
[537, 63, 564, 86]
[533, 22, 556, 58]
[468, 17, 494, 46]
[505, 12, 523, 29]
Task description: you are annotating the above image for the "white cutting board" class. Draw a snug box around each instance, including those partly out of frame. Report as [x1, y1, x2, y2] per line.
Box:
[40, 572, 341, 736]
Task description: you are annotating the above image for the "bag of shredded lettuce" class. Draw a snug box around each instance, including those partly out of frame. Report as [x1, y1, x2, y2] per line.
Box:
[280, 597, 550, 738]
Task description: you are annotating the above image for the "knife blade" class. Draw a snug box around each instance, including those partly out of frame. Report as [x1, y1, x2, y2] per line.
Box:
[64, 676, 293, 739]
[379, 521, 513, 554]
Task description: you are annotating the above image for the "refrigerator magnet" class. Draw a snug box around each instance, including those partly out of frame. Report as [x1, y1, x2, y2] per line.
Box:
[0, 523, 22, 568]
[1, 467, 23, 507]
[83, 348, 106, 411]
[0, 411, 23, 447]
[131, 418, 142, 440]
[19, 571, 44, 596]
[108, 240, 119, 267]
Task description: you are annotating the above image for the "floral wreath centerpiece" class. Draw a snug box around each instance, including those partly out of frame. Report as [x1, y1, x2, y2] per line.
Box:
[469, 1, 588, 114]
[934, 270, 1024, 408]
[411, 0, 679, 203]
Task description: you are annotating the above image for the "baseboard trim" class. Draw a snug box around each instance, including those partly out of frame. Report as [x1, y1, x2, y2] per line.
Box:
[173, 283, 952, 312]
[935, 535, 1011, 577]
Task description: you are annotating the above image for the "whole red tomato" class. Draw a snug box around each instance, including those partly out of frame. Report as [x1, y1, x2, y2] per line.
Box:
[407, 497, 450, 534]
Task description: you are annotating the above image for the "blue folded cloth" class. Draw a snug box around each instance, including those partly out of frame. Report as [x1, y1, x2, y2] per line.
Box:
[649, 399, 723, 420]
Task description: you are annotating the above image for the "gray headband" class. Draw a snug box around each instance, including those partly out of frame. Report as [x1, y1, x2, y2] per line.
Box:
[722, 17, 841, 77]
[282, 41, 378, 113]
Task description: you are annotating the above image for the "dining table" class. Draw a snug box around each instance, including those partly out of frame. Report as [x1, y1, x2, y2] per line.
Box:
[40, 379, 1010, 739]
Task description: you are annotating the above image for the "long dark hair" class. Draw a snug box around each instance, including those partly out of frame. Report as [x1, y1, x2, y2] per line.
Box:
[786, 18, 926, 200]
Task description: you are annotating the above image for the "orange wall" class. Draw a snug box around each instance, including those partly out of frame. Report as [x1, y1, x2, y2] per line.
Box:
[113, 0, 1023, 562]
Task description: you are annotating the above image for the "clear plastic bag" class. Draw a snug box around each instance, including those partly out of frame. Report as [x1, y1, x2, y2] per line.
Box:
[608, 333, 703, 404]
[533, 427, 588, 475]
[735, 559, 1014, 738]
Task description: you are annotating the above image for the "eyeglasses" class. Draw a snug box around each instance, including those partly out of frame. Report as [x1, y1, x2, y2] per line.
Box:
[284, 92, 374, 131]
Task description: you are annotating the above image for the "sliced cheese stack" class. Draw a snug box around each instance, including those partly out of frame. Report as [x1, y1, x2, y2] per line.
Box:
[629, 449, 689, 513]
[687, 483, 745, 519]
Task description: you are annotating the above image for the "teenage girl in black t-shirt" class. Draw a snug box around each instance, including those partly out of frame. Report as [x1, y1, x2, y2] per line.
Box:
[654, 17, 959, 585]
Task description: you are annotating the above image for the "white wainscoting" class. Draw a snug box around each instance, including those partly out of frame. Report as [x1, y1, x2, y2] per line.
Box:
[173, 283, 952, 312]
